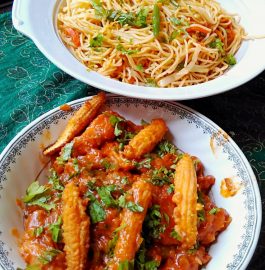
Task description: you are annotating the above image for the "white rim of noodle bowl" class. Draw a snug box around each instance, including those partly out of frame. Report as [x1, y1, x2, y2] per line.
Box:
[0, 94, 262, 269]
[11, 0, 265, 100]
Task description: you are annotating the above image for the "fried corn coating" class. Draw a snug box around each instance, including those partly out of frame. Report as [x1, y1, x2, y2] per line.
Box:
[172, 154, 198, 249]
[123, 118, 168, 159]
[44, 92, 106, 156]
[62, 182, 90, 270]
[109, 180, 152, 270]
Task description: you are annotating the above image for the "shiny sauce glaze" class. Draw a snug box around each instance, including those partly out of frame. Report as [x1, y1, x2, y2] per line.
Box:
[20, 111, 231, 269]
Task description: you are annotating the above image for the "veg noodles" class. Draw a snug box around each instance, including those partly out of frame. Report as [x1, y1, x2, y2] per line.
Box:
[57, 0, 245, 87]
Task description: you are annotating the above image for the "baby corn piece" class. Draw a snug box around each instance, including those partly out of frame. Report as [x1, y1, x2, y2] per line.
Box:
[123, 118, 168, 159]
[172, 154, 198, 249]
[43, 92, 106, 156]
[109, 180, 152, 270]
[62, 182, 90, 270]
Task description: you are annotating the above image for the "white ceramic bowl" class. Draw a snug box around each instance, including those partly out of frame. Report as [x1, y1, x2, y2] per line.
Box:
[0, 95, 262, 270]
[12, 0, 265, 100]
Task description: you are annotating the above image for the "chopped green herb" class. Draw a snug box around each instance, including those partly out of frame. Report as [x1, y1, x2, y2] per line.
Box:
[87, 179, 96, 190]
[117, 194, 126, 208]
[56, 142, 74, 165]
[34, 226, 44, 237]
[188, 242, 200, 254]
[38, 249, 62, 264]
[90, 0, 107, 17]
[116, 44, 139, 55]
[97, 185, 117, 207]
[23, 181, 49, 203]
[121, 177, 129, 185]
[197, 191, 204, 205]
[167, 184, 174, 194]
[151, 167, 173, 186]
[48, 170, 64, 191]
[29, 197, 55, 211]
[126, 201, 144, 212]
[73, 158, 80, 173]
[209, 207, 220, 215]
[136, 242, 160, 270]
[156, 140, 178, 157]
[118, 260, 134, 270]
[134, 8, 149, 28]
[49, 217, 62, 243]
[24, 265, 41, 270]
[109, 115, 124, 136]
[146, 78, 158, 87]
[136, 64, 144, 72]
[90, 33, 104, 47]
[209, 38, 224, 53]
[101, 159, 114, 170]
[86, 191, 106, 223]
[225, 54, 236, 65]
[143, 205, 165, 240]
[198, 209, 205, 221]
[170, 229, 181, 240]
[134, 157, 152, 169]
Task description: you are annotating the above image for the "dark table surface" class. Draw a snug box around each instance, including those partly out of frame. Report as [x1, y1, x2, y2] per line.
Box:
[0, 2, 264, 270]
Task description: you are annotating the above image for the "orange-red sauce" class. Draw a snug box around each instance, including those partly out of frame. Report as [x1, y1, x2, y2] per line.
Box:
[220, 177, 240, 198]
[20, 111, 231, 269]
[60, 104, 72, 112]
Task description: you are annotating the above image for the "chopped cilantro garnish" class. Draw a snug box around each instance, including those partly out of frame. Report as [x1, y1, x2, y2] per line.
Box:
[49, 217, 62, 243]
[126, 201, 144, 212]
[87, 179, 96, 190]
[101, 159, 114, 170]
[134, 157, 152, 169]
[48, 169, 64, 191]
[56, 142, 74, 164]
[38, 249, 62, 264]
[156, 140, 178, 157]
[134, 8, 149, 28]
[209, 38, 224, 53]
[118, 260, 135, 270]
[209, 207, 220, 215]
[34, 226, 44, 237]
[86, 191, 106, 223]
[136, 242, 160, 270]
[116, 44, 139, 55]
[197, 191, 204, 205]
[225, 54, 236, 65]
[97, 185, 117, 207]
[198, 209, 205, 221]
[23, 181, 55, 211]
[143, 205, 165, 240]
[90, 0, 107, 17]
[25, 265, 41, 270]
[151, 167, 173, 186]
[109, 115, 124, 136]
[121, 177, 129, 185]
[136, 64, 144, 72]
[90, 33, 103, 47]
[188, 242, 200, 254]
[23, 181, 49, 203]
[167, 184, 174, 194]
[170, 229, 181, 240]
[141, 119, 149, 125]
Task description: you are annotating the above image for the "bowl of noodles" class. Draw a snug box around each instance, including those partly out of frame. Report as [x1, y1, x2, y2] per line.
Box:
[12, 0, 265, 99]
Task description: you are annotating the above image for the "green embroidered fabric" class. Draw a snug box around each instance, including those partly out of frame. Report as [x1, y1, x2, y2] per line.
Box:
[0, 11, 265, 269]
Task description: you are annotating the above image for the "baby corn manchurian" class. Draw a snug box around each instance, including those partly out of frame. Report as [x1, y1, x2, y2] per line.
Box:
[173, 154, 198, 249]
[20, 98, 232, 270]
[43, 92, 106, 156]
[108, 180, 152, 270]
[62, 182, 90, 270]
[123, 119, 168, 159]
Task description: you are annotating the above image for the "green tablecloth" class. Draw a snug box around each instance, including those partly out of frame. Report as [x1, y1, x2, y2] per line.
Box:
[0, 11, 265, 269]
